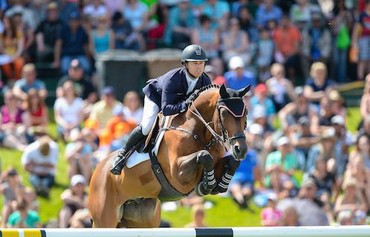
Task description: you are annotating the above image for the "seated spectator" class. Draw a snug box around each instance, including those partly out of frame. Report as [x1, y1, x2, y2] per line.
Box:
[261, 193, 282, 226]
[280, 206, 299, 226]
[221, 18, 251, 65]
[23, 89, 48, 143]
[54, 81, 84, 142]
[359, 74, 370, 128]
[238, 7, 259, 44]
[255, 0, 282, 29]
[201, 0, 230, 31]
[111, 12, 139, 51]
[13, 63, 48, 102]
[184, 204, 207, 227]
[0, 89, 27, 151]
[315, 96, 336, 129]
[24, 187, 39, 212]
[229, 132, 262, 208]
[21, 135, 58, 198]
[84, 86, 123, 137]
[334, 178, 368, 218]
[289, 0, 321, 26]
[336, 210, 353, 225]
[0, 168, 25, 228]
[0, 15, 25, 83]
[54, 11, 90, 75]
[122, 91, 143, 125]
[65, 128, 95, 181]
[250, 84, 276, 126]
[266, 63, 296, 111]
[89, 15, 114, 56]
[163, 0, 195, 49]
[83, 0, 109, 28]
[34, 2, 64, 63]
[59, 174, 88, 228]
[7, 198, 42, 228]
[205, 65, 225, 85]
[256, 27, 274, 81]
[304, 62, 335, 111]
[224, 56, 256, 90]
[69, 208, 92, 228]
[264, 136, 299, 198]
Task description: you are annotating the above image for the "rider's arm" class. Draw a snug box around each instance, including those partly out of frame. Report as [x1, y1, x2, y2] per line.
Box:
[161, 76, 187, 116]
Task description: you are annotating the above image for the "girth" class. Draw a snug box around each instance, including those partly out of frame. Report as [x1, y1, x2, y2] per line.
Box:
[149, 152, 192, 202]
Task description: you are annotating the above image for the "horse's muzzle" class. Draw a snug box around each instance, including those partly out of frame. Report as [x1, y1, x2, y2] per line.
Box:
[232, 142, 247, 161]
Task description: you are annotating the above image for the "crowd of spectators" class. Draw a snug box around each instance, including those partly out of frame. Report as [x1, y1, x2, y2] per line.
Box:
[0, 0, 369, 228]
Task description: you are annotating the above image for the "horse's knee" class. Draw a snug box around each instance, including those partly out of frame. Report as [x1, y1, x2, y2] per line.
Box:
[196, 150, 213, 171]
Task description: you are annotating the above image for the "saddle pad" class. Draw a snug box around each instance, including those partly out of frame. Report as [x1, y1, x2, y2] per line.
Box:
[126, 151, 150, 168]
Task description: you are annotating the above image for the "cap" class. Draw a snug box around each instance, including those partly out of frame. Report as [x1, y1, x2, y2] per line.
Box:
[47, 2, 58, 10]
[69, 11, 80, 20]
[328, 90, 343, 102]
[254, 83, 268, 94]
[320, 127, 336, 140]
[295, 86, 304, 96]
[252, 106, 266, 119]
[302, 178, 317, 189]
[248, 123, 264, 136]
[276, 136, 290, 147]
[229, 56, 245, 70]
[331, 115, 345, 126]
[70, 59, 82, 69]
[102, 86, 114, 96]
[71, 174, 86, 186]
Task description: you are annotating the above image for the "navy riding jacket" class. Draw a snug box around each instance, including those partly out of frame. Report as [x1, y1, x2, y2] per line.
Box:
[143, 67, 211, 116]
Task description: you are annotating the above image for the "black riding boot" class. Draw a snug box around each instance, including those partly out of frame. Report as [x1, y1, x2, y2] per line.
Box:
[110, 126, 146, 175]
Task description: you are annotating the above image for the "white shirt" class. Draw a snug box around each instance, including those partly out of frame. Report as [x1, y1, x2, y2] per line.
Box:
[21, 140, 59, 175]
[185, 71, 199, 95]
[54, 97, 84, 124]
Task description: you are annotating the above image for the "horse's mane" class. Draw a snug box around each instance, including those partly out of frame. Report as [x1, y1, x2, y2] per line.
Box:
[188, 84, 221, 104]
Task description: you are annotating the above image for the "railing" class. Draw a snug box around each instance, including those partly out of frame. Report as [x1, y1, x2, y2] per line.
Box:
[1, 226, 369, 237]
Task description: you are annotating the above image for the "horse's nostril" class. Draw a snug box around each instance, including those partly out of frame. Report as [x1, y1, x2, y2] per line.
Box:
[235, 146, 241, 154]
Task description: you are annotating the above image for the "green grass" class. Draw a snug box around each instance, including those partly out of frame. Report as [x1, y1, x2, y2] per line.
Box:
[0, 107, 361, 227]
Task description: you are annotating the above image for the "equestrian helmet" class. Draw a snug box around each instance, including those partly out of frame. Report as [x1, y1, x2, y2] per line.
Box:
[181, 44, 208, 63]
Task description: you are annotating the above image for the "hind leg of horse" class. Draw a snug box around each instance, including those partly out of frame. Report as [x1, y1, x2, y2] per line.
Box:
[121, 198, 161, 228]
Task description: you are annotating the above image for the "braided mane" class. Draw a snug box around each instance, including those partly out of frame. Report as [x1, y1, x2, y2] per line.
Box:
[188, 84, 221, 103]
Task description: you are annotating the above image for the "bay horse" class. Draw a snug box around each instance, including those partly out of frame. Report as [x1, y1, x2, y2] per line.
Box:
[89, 84, 250, 228]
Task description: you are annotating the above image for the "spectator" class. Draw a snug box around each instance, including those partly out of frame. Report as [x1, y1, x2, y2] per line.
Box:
[336, 210, 353, 225]
[13, 63, 48, 101]
[304, 62, 335, 110]
[221, 18, 251, 65]
[105, 0, 125, 16]
[360, 74, 370, 127]
[256, 27, 274, 81]
[24, 187, 39, 212]
[238, 7, 259, 44]
[272, 15, 302, 85]
[255, 0, 283, 29]
[85, 86, 123, 136]
[201, 0, 230, 31]
[224, 56, 256, 90]
[65, 128, 95, 181]
[250, 83, 276, 125]
[289, 0, 321, 27]
[58, 174, 88, 228]
[54, 11, 90, 75]
[266, 63, 296, 111]
[111, 11, 139, 51]
[34, 2, 64, 63]
[205, 65, 225, 85]
[54, 80, 84, 142]
[280, 206, 299, 226]
[59, 0, 79, 24]
[261, 193, 282, 226]
[184, 204, 207, 227]
[122, 91, 143, 125]
[7, 198, 42, 228]
[0, 168, 25, 228]
[21, 135, 59, 198]
[328, 90, 346, 118]
[0, 89, 27, 151]
[352, 1, 370, 80]
[83, 0, 109, 28]
[69, 208, 92, 228]
[89, 15, 114, 56]
[164, 0, 195, 49]
[0, 15, 25, 83]
[23, 89, 48, 143]
[264, 136, 299, 199]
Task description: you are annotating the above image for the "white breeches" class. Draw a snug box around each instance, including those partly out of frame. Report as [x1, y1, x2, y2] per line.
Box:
[140, 96, 160, 135]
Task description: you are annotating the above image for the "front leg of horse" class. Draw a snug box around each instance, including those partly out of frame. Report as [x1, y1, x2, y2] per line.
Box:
[195, 150, 217, 196]
[212, 155, 240, 194]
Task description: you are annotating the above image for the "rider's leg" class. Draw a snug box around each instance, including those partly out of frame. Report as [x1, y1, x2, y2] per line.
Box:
[110, 97, 159, 175]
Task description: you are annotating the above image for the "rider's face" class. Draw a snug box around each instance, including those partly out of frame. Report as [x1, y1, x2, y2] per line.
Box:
[186, 61, 206, 78]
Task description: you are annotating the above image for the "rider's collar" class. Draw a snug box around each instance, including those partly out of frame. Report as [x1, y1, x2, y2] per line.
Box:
[218, 98, 246, 118]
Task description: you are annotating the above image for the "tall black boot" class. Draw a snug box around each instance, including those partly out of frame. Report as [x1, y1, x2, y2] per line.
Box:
[110, 126, 146, 175]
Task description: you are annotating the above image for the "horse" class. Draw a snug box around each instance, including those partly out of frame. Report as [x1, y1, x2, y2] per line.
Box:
[88, 84, 250, 228]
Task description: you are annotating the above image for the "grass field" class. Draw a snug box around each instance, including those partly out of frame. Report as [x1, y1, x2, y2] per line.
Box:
[0, 108, 361, 227]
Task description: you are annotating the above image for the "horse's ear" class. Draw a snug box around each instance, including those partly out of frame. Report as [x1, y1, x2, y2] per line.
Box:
[219, 84, 229, 98]
[238, 85, 251, 97]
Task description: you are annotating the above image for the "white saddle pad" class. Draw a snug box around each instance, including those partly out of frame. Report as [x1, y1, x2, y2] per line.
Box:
[126, 151, 150, 168]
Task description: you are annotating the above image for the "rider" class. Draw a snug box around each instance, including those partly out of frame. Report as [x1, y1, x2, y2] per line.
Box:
[110, 44, 212, 175]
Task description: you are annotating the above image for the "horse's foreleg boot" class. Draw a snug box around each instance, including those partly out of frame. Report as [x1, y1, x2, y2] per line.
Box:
[195, 151, 217, 195]
[196, 150, 213, 171]
[212, 155, 240, 194]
